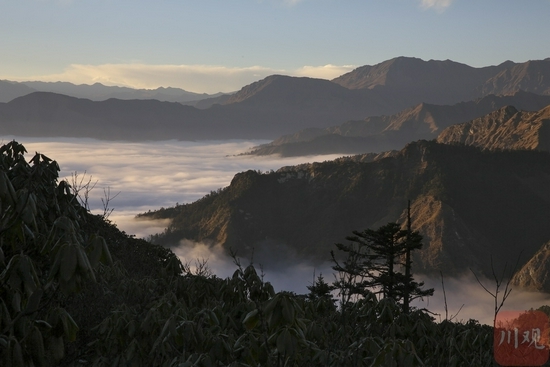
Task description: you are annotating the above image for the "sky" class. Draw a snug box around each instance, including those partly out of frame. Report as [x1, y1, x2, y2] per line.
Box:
[1, 0, 550, 93]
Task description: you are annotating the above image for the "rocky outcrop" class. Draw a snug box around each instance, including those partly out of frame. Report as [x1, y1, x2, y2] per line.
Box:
[245, 92, 550, 157]
[511, 241, 550, 291]
[144, 141, 550, 282]
[437, 105, 550, 152]
[480, 59, 550, 96]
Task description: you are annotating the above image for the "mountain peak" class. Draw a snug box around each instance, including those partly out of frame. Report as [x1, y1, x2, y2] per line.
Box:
[480, 59, 550, 95]
[223, 75, 289, 104]
[331, 57, 473, 90]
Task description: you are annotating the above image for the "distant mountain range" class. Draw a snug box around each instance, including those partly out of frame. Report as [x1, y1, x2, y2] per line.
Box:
[245, 91, 550, 156]
[5, 56, 550, 291]
[0, 80, 226, 105]
[2, 57, 550, 142]
[141, 103, 550, 290]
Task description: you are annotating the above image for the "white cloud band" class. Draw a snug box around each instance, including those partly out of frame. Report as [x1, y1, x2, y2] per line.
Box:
[7, 63, 357, 94]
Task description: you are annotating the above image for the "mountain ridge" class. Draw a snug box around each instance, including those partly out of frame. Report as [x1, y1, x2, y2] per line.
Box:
[3, 57, 550, 141]
[0, 80, 226, 104]
[331, 56, 516, 106]
[245, 91, 550, 156]
[437, 104, 550, 151]
[143, 141, 550, 285]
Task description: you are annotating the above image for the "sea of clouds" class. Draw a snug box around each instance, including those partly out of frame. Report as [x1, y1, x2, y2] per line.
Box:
[4, 136, 549, 324]
[4, 137, 345, 236]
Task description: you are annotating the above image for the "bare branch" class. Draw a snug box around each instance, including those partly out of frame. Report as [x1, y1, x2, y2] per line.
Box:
[101, 186, 120, 220]
[69, 170, 98, 211]
[470, 251, 523, 325]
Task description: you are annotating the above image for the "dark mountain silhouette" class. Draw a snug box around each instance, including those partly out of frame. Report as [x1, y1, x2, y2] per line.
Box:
[437, 105, 550, 151]
[0, 92, 208, 140]
[142, 141, 550, 284]
[223, 75, 384, 109]
[246, 92, 550, 156]
[2, 57, 550, 141]
[0, 86, 390, 140]
[0, 80, 393, 140]
[332, 57, 513, 105]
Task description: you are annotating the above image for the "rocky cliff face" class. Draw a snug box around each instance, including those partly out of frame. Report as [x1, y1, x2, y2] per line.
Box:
[246, 92, 550, 157]
[511, 241, 550, 291]
[480, 59, 550, 96]
[437, 105, 550, 152]
[396, 195, 494, 276]
[145, 141, 550, 283]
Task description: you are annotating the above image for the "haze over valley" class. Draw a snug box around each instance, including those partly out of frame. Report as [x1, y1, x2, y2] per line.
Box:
[3, 1, 550, 364]
[6, 135, 550, 326]
[3, 55, 550, 321]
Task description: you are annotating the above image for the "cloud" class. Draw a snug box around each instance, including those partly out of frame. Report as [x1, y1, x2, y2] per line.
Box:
[8, 63, 356, 94]
[16, 135, 550, 322]
[3, 136, 344, 292]
[294, 64, 356, 79]
[282, 0, 305, 5]
[171, 238, 334, 294]
[419, 0, 453, 12]
[414, 273, 550, 325]
[19, 64, 280, 94]
[6, 136, 344, 222]
[172, 240, 237, 279]
[7, 135, 550, 318]
[110, 214, 171, 239]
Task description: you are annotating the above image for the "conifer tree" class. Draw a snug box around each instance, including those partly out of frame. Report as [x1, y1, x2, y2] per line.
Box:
[331, 202, 433, 313]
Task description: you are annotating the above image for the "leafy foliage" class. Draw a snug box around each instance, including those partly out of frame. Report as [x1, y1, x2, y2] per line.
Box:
[0, 140, 108, 366]
[0, 141, 500, 366]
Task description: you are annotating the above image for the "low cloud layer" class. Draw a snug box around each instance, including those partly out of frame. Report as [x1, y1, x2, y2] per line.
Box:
[414, 273, 550, 325]
[170, 238, 550, 324]
[171, 238, 334, 294]
[6, 136, 549, 322]
[4, 137, 344, 238]
[7, 63, 356, 94]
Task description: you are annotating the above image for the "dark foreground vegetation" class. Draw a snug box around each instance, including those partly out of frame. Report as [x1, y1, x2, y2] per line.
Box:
[0, 140, 526, 366]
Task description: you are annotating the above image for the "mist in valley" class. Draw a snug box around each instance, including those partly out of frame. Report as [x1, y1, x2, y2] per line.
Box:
[6, 135, 550, 326]
[9, 136, 344, 236]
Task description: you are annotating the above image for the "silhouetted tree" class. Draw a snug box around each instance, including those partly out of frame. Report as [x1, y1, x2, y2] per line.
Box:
[307, 273, 335, 302]
[331, 202, 433, 313]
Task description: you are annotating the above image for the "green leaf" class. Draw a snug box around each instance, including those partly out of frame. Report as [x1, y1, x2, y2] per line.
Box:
[11, 339, 24, 367]
[59, 244, 78, 283]
[11, 291, 21, 313]
[24, 288, 44, 314]
[29, 325, 46, 366]
[59, 308, 79, 342]
[276, 328, 295, 356]
[47, 336, 65, 362]
[242, 309, 259, 330]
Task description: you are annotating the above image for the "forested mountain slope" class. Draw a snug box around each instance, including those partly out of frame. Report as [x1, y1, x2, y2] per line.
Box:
[144, 141, 550, 282]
